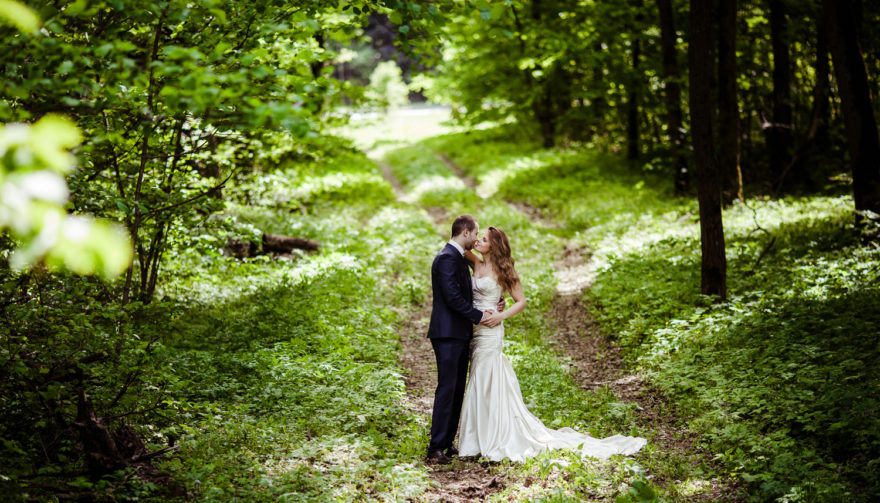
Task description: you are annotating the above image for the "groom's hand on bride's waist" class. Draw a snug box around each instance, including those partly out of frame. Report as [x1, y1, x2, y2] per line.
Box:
[480, 310, 503, 328]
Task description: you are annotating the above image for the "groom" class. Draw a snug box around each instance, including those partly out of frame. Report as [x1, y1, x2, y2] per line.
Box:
[426, 215, 500, 464]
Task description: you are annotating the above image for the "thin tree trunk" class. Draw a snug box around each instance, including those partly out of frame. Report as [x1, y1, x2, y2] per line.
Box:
[823, 0, 880, 220]
[310, 31, 326, 113]
[512, 6, 555, 148]
[718, 0, 742, 205]
[533, 92, 556, 148]
[591, 41, 608, 139]
[102, 111, 126, 200]
[627, 37, 641, 160]
[768, 0, 794, 189]
[144, 221, 169, 300]
[805, 22, 830, 147]
[123, 11, 165, 305]
[141, 117, 185, 303]
[690, 0, 727, 300]
[656, 0, 688, 193]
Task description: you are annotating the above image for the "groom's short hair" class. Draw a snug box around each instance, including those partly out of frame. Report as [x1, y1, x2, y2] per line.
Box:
[451, 215, 477, 237]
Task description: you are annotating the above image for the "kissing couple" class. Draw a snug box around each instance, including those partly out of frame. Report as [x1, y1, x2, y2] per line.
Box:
[425, 214, 646, 464]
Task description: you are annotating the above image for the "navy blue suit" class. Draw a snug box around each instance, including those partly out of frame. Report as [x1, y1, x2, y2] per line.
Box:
[427, 243, 483, 452]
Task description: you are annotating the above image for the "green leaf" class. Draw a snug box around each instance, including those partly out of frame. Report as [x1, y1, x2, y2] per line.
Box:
[0, 0, 40, 32]
[95, 43, 114, 57]
[209, 8, 227, 24]
[30, 114, 83, 172]
[58, 60, 74, 75]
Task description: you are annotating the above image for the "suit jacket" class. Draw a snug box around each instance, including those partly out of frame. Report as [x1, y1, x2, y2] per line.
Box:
[427, 243, 483, 339]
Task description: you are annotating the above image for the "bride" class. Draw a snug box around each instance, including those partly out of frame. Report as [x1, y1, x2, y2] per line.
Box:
[458, 226, 646, 462]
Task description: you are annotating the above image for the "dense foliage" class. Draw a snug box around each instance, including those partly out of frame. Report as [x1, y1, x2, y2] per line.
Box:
[422, 0, 880, 192]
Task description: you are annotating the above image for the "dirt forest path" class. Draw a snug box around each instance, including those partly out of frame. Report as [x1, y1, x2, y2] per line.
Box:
[380, 151, 734, 502]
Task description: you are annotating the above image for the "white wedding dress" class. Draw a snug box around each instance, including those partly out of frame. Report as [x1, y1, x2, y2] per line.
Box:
[458, 275, 646, 462]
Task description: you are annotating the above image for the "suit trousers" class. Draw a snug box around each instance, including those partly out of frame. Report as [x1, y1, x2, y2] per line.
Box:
[428, 337, 470, 451]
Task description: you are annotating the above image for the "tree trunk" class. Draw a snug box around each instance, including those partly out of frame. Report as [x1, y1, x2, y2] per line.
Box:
[768, 0, 794, 189]
[533, 91, 556, 148]
[262, 233, 321, 254]
[627, 37, 641, 160]
[511, 5, 555, 148]
[591, 41, 608, 139]
[310, 31, 326, 114]
[805, 23, 830, 148]
[718, 0, 742, 205]
[123, 11, 165, 306]
[823, 0, 880, 220]
[656, 0, 688, 193]
[689, 0, 727, 300]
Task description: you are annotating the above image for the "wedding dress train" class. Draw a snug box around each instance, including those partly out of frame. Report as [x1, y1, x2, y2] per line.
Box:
[458, 275, 646, 462]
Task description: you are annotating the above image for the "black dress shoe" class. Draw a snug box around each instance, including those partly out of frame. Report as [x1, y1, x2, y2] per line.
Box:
[426, 449, 452, 464]
[445, 446, 459, 457]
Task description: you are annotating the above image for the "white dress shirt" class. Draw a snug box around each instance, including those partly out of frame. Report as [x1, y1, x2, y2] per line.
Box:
[448, 240, 465, 256]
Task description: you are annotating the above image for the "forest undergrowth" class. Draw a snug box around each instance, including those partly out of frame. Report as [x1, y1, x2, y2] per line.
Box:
[421, 126, 879, 502]
[381, 136, 660, 502]
[4, 123, 877, 502]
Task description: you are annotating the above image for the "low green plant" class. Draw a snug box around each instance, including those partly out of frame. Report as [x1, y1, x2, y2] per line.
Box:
[401, 125, 879, 501]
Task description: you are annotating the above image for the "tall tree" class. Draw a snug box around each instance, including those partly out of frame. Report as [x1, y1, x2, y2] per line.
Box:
[656, 0, 688, 193]
[627, 35, 641, 160]
[689, 0, 727, 300]
[806, 21, 831, 148]
[626, 3, 643, 160]
[768, 0, 794, 189]
[718, 0, 742, 204]
[823, 0, 880, 219]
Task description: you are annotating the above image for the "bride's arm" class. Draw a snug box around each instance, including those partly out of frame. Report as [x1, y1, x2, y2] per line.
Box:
[498, 281, 527, 321]
[464, 249, 482, 266]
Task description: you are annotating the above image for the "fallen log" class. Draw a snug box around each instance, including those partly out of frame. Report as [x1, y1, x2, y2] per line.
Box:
[226, 238, 259, 259]
[262, 233, 320, 254]
[226, 233, 320, 258]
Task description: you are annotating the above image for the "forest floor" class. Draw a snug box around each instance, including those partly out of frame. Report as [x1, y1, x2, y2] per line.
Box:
[380, 151, 735, 502]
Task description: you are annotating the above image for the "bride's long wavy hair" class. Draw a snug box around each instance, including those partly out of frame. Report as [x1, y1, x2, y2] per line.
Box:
[485, 227, 520, 293]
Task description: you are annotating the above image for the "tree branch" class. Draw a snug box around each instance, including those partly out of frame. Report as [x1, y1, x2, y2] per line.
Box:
[145, 169, 236, 218]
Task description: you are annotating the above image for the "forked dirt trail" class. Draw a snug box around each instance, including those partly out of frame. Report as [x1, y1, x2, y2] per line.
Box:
[385, 152, 736, 502]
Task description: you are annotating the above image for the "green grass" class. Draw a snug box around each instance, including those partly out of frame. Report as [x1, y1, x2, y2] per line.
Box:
[130, 144, 444, 502]
[7, 116, 873, 502]
[415, 125, 880, 502]
[383, 136, 670, 502]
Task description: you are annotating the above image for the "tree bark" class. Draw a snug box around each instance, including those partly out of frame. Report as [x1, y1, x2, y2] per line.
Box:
[805, 23, 830, 147]
[123, 11, 165, 305]
[533, 91, 557, 148]
[511, 5, 555, 148]
[717, 0, 742, 205]
[823, 0, 880, 220]
[627, 37, 641, 160]
[656, 0, 688, 193]
[768, 0, 794, 189]
[689, 0, 727, 300]
[262, 233, 321, 254]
